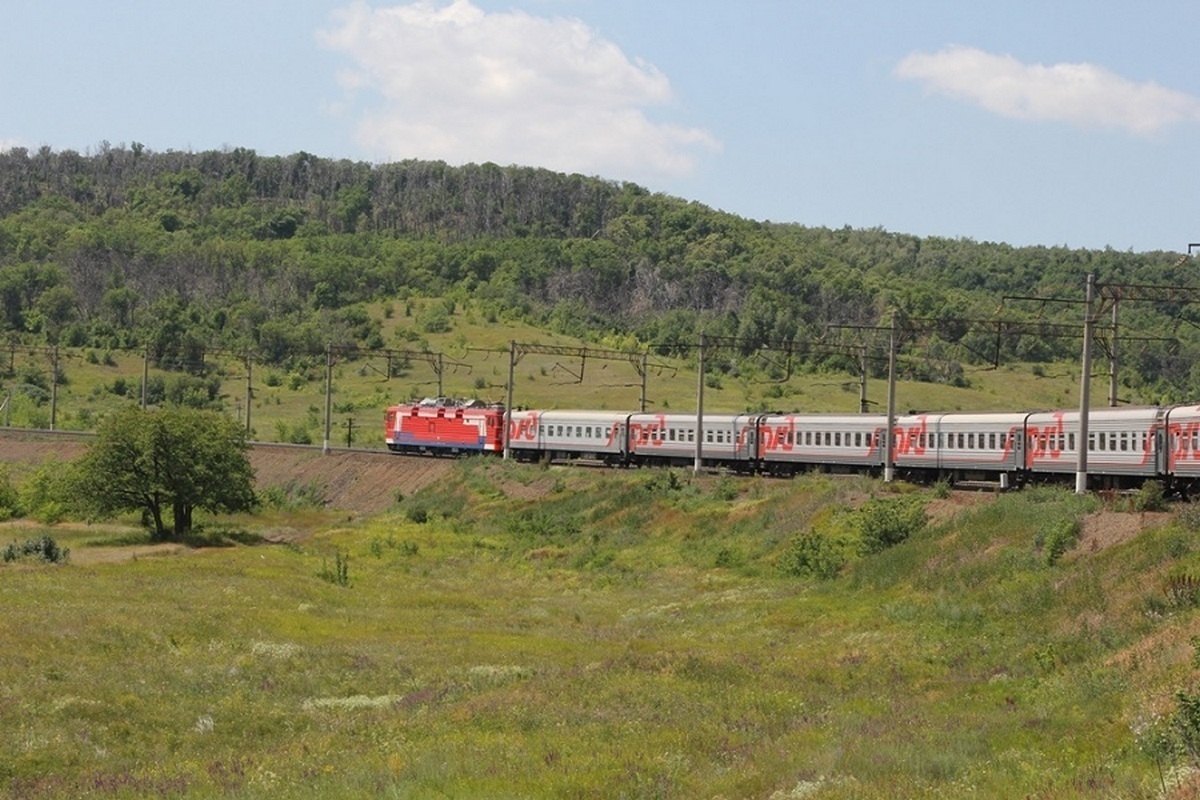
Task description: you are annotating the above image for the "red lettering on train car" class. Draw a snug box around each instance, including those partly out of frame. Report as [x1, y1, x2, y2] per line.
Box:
[1170, 421, 1200, 465]
[893, 417, 928, 455]
[760, 417, 796, 452]
[630, 414, 668, 448]
[1027, 413, 1066, 461]
[605, 423, 623, 447]
[508, 412, 540, 442]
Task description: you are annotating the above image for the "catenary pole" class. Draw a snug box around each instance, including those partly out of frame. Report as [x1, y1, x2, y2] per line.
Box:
[694, 333, 706, 474]
[323, 346, 333, 454]
[1076, 274, 1095, 494]
[504, 340, 515, 460]
[884, 313, 897, 483]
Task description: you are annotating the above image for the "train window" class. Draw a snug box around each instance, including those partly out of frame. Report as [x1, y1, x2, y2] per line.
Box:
[1098, 434, 1106, 451]
[835, 432, 842, 447]
[1068, 433, 1075, 451]
[967, 433, 975, 449]
[805, 432, 812, 446]
[958, 433, 965, 449]
[687, 430, 695, 442]
[1120, 433, 1128, 452]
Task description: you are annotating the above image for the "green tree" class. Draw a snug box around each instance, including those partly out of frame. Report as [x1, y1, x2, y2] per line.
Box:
[73, 406, 256, 540]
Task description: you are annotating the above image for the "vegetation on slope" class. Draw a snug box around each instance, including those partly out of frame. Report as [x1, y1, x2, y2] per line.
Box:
[3, 459, 1200, 797]
[2, 144, 1199, 413]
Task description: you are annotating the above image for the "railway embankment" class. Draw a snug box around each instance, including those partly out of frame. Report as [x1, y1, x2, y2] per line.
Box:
[0, 430, 454, 515]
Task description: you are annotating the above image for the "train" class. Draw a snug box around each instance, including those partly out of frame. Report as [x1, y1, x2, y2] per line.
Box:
[384, 397, 1200, 493]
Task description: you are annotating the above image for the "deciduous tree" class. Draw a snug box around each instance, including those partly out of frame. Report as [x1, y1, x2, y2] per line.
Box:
[74, 406, 255, 539]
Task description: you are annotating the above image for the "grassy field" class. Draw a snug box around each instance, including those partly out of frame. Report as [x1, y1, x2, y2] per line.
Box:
[3, 457, 1200, 798]
[1, 297, 1118, 448]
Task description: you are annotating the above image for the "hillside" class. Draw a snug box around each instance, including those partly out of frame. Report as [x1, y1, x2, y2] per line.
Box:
[2, 145, 1199, 415]
[3, 453, 1200, 797]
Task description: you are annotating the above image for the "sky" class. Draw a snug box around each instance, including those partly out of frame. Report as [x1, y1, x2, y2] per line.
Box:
[2, 0, 1198, 253]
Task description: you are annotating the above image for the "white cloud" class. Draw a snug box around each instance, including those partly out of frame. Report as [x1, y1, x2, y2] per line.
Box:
[895, 45, 1200, 136]
[319, 0, 720, 177]
[0, 138, 27, 153]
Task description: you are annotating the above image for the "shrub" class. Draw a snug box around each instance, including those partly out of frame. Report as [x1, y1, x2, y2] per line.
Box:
[260, 481, 326, 510]
[0, 467, 20, 521]
[857, 496, 927, 555]
[1135, 480, 1169, 512]
[1177, 502, 1200, 533]
[780, 530, 846, 580]
[1164, 572, 1200, 609]
[2, 535, 69, 564]
[19, 462, 75, 524]
[1037, 517, 1082, 565]
[318, 551, 350, 586]
[274, 420, 313, 445]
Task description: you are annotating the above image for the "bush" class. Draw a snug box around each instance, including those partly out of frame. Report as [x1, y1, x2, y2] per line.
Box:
[857, 496, 927, 555]
[19, 462, 75, 524]
[780, 530, 846, 580]
[318, 551, 350, 587]
[1164, 572, 1200, 609]
[2, 535, 69, 564]
[1177, 502, 1200, 533]
[1037, 517, 1082, 565]
[0, 467, 20, 521]
[1135, 480, 1169, 512]
[259, 481, 326, 510]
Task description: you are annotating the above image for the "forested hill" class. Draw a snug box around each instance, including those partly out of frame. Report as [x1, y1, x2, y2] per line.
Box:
[1, 144, 1196, 399]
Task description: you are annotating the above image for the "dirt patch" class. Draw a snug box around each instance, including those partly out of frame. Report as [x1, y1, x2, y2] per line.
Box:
[247, 445, 456, 514]
[1079, 508, 1171, 553]
[924, 489, 1169, 555]
[924, 490, 999, 526]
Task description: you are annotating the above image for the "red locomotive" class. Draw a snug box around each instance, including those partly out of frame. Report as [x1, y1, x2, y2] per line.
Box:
[384, 398, 505, 455]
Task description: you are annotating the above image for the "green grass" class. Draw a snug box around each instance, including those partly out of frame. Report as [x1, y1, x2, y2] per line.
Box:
[1, 297, 1126, 449]
[2, 464, 1198, 798]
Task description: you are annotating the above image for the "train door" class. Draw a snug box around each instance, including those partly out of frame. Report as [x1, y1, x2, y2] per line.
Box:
[1156, 425, 1168, 478]
[1009, 426, 1026, 488]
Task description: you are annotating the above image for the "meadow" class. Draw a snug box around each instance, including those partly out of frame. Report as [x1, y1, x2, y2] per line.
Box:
[0, 296, 1116, 448]
[3, 456, 1200, 798]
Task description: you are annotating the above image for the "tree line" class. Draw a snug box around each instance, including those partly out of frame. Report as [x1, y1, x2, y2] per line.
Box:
[2, 143, 1199, 402]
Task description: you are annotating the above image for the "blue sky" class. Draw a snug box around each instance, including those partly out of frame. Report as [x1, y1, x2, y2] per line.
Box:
[2, 1, 1198, 253]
